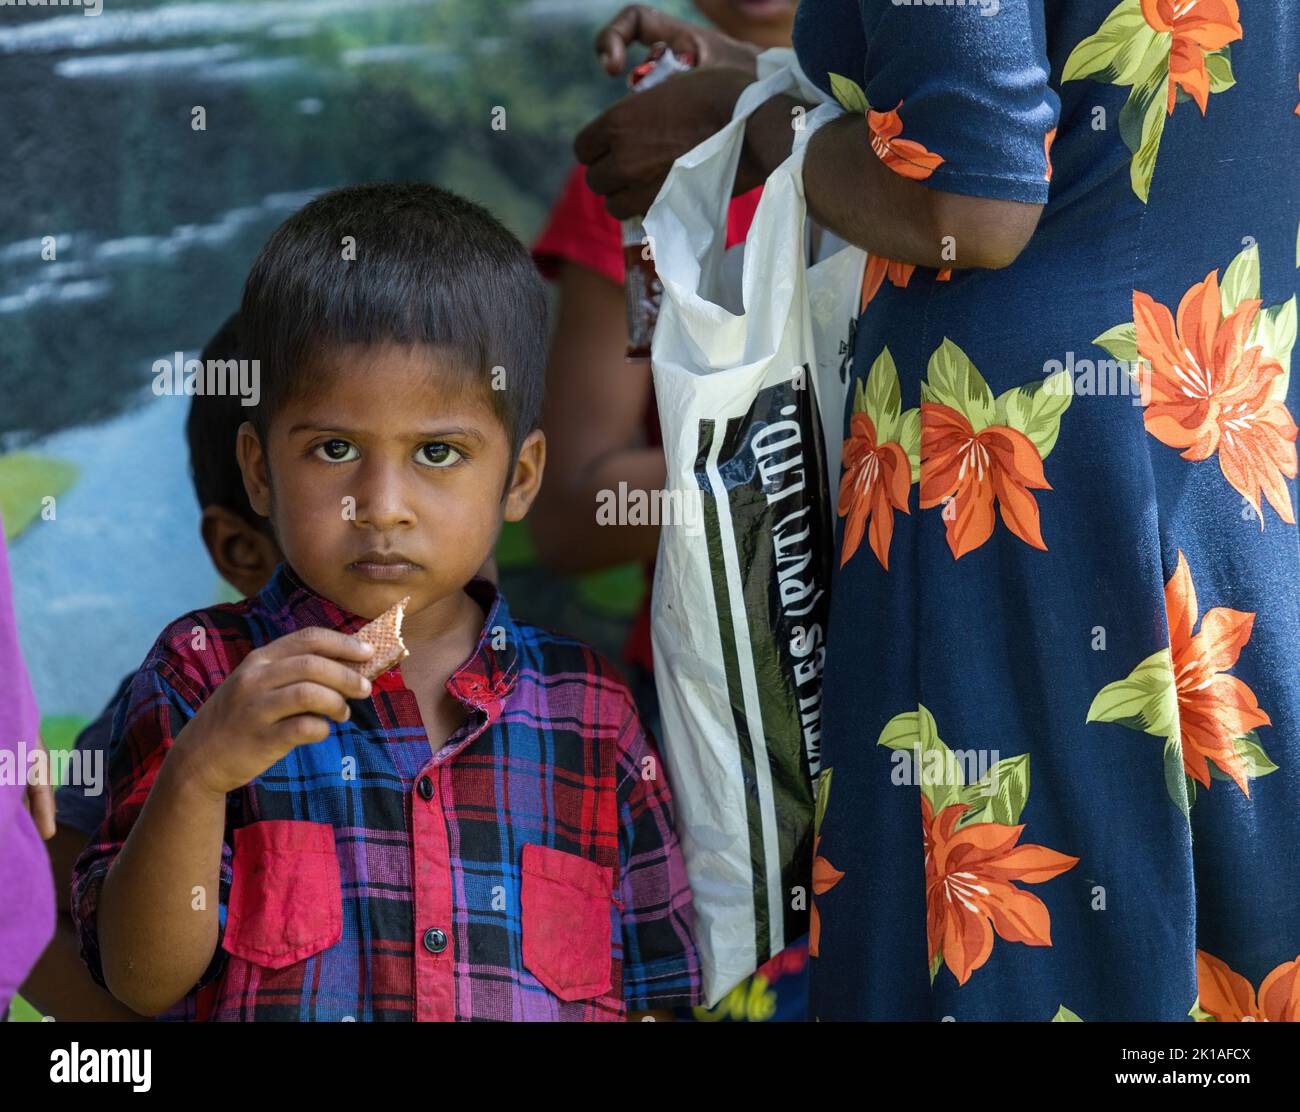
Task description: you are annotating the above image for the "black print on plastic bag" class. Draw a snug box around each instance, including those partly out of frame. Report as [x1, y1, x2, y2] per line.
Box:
[692, 366, 831, 958]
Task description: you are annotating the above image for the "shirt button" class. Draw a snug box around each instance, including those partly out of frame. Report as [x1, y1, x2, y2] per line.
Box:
[423, 927, 448, 954]
[417, 776, 434, 801]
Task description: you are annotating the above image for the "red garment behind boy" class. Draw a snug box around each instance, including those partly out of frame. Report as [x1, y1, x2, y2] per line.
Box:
[531, 165, 761, 672]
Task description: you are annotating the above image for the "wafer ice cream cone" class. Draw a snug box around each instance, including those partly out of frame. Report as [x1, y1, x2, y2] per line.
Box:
[351, 596, 410, 680]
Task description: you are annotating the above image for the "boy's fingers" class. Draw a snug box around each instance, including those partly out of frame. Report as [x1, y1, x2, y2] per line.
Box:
[264, 626, 375, 663]
[265, 654, 373, 700]
[273, 714, 334, 749]
[263, 682, 353, 726]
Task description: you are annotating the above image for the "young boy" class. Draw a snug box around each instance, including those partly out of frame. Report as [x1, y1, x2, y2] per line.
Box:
[71, 183, 701, 1021]
[20, 315, 283, 1021]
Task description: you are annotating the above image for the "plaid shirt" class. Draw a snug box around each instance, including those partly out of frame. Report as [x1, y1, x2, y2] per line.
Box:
[71, 563, 701, 1020]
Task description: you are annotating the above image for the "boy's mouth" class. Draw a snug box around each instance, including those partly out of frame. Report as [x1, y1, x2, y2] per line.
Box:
[347, 551, 423, 582]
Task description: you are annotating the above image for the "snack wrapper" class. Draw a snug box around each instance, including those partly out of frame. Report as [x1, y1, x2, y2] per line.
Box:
[622, 43, 694, 360]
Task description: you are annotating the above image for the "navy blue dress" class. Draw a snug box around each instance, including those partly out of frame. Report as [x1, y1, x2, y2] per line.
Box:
[793, 0, 1300, 1020]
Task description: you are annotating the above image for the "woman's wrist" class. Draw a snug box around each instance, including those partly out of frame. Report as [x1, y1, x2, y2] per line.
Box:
[738, 92, 811, 194]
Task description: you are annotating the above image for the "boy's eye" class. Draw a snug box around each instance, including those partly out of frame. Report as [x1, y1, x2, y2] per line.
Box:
[416, 442, 463, 468]
[314, 439, 358, 463]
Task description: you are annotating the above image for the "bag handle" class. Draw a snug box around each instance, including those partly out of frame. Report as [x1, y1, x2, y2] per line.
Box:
[730, 60, 805, 124]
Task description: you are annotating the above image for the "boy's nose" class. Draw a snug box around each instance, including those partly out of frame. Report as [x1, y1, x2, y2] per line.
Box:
[351, 465, 416, 529]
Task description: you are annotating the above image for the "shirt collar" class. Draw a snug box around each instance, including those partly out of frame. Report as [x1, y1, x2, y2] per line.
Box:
[260, 562, 520, 710]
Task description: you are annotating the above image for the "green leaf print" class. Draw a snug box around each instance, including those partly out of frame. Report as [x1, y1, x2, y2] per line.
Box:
[1163, 736, 1194, 817]
[1220, 243, 1294, 400]
[878, 705, 963, 814]
[1220, 242, 1261, 317]
[827, 72, 870, 115]
[1256, 295, 1296, 403]
[1067, 0, 1240, 203]
[957, 754, 1031, 828]
[898, 407, 921, 484]
[862, 347, 902, 445]
[1052, 1005, 1084, 1022]
[1204, 46, 1235, 93]
[1207, 732, 1279, 783]
[1086, 648, 1179, 738]
[995, 369, 1074, 460]
[1061, 0, 1167, 86]
[1092, 321, 1140, 364]
[921, 339, 995, 432]
[814, 767, 834, 836]
[1119, 54, 1171, 203]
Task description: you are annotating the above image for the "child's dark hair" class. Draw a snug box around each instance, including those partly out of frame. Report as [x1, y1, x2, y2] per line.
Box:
[185, 313, 268, 532]
[239, 182, 548, 473]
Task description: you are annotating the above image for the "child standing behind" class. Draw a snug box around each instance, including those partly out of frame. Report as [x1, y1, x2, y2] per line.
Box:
[71, 183, 701, 1021]
[19, 314, 283, 1021]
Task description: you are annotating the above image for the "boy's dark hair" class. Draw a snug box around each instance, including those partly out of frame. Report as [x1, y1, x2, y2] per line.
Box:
[239, 182, 548, 474]
[185, 313, 268, 532]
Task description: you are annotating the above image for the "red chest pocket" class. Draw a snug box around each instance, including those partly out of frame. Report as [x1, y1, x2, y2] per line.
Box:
[520, 844, 614, 1001]
[223, 820, 343, 969]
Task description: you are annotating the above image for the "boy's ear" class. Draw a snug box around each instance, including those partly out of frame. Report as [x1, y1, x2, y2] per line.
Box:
[200, 506, 283, 599]
[502, 428, 545, 524]
[236, 421, 272, 518]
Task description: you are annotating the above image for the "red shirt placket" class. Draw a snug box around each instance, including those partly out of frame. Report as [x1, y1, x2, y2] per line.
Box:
[411, 676, 505, 1022]
[412, 758, 455, 1022]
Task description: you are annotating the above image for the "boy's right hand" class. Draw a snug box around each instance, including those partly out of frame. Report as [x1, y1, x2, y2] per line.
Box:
[172, 627, 375, 800]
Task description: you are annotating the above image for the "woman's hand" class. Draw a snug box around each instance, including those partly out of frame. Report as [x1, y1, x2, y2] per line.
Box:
[594, 4, 760, 77]
[575, 65, 754, 219]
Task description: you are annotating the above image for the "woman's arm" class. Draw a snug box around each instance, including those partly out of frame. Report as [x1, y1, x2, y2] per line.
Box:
[744, 94, 1044, 270]
[576, 16, 1044, 272]
[528, 262, 666, 575]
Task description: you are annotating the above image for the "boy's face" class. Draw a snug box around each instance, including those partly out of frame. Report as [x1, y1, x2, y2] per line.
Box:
[236, 342, 543, 624]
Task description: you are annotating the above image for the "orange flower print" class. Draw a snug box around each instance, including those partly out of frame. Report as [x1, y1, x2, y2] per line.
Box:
[1197, 951, 1300, 1021]
[1140, 0, 1242, 114]
[917, 340, 1071, 559]
[1043, 127, 1056, 182]
[1065, 1, 1241, 200]
[1165, 552, 1271, 795]
[1134, 270, 1298, 525]
[922, 796, 1078, 987]
[839, 348, 920, 569]
[867, 102, 945, 181]
[859, 254, 953, 313]
[861, 253, 916, 310]
[920, 405, 1052, 558]
[810, 834, 844, 959]
[838, 411, 912, 569]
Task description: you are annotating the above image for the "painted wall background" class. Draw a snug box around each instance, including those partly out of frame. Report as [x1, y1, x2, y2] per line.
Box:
[1, 0, 690, 743]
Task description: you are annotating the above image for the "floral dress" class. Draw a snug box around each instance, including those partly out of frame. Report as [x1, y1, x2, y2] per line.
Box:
[792, 0, 1299, 1020]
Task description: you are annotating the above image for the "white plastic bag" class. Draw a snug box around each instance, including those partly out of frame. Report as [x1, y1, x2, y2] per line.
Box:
[644, 51, 866, 1004]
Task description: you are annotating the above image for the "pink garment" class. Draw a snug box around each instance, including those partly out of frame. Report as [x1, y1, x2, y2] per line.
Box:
[0, 513, 55, 1014]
